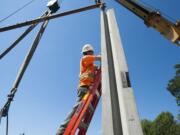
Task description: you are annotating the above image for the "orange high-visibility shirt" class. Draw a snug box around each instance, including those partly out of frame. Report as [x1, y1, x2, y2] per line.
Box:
[79, 55, 96, 87]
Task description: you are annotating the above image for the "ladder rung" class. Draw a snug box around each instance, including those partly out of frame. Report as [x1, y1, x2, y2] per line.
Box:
[95, 90, 100, 98]
[88, 102, 94, 113]
[62, 69, 101, 135]
[79, 121, 88, 130]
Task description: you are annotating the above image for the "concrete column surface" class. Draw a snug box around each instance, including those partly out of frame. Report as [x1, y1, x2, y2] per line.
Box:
[101, 10, 116, 135]
[106, 9, 143, 135]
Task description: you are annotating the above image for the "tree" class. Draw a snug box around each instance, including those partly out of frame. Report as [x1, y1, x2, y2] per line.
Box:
[167, 64, 180, 106]
[141, 119, 154, 135]
[141, 112, 180, 135]
[153, 112, 180, 135]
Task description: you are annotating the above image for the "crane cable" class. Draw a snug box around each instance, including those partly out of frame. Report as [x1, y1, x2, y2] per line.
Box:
[0, 0, 36, 24]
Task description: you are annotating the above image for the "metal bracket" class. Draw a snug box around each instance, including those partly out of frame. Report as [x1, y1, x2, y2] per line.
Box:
[121, 71, 131, 88]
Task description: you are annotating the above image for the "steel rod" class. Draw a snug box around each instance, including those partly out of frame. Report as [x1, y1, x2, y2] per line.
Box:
[0, 4, 103, 32]
[12, 19, 49, 91]
[0, 25, 36, 59]
[0, 11, 49, 59]
[0, 14, 50, 122]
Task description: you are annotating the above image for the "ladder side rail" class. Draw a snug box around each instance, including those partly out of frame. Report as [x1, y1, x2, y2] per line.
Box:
[78, 85, 102, 135]
[70, 70, 101, 134]
[63, 92, 91, 135]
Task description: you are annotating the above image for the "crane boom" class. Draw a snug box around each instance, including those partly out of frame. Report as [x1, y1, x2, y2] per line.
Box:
[115, 0, 180, 46]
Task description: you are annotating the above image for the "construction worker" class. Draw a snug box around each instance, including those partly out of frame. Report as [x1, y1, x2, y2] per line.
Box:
[56, 44, 101, 135]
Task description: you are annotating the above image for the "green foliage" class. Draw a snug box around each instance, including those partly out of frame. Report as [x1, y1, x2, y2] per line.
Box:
[141, 112, 180, 135]
[141, 119, 154, 135]
[178, 114, 180, 122]
[167, 64, 180, 106]
[154, 112, 180, 135]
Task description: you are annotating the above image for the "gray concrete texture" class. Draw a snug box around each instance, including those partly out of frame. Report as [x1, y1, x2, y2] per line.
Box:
[101, 8, 143, 135]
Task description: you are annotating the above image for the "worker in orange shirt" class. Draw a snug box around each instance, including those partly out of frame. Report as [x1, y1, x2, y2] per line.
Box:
[56, 44, 101, 135]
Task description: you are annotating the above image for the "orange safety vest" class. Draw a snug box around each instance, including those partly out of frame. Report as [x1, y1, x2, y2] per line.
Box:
[79, 55, 96, 87]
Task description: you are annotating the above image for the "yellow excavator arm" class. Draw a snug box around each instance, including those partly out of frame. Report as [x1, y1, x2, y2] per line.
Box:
[114, 0, 180, 46]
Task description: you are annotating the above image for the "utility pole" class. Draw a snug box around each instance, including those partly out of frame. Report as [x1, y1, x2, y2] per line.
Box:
[101, 8, 143, 135]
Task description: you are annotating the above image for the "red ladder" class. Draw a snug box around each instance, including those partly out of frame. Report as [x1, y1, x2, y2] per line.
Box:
[63, 68, 101, 135]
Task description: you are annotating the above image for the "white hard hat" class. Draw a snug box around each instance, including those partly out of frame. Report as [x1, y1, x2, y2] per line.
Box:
[82, 44, 94, 53]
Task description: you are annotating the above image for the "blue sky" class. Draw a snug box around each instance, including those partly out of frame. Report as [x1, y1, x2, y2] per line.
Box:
[0, 0, 179, 135]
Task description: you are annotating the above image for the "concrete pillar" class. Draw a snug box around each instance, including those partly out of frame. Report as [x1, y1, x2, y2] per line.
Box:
[101, 9, 123, 135]
[101, 10, 113, 135]
[101, 8, 143, 135]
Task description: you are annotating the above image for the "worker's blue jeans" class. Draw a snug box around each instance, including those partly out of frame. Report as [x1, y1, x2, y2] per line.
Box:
[56, 86, 89, 135]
